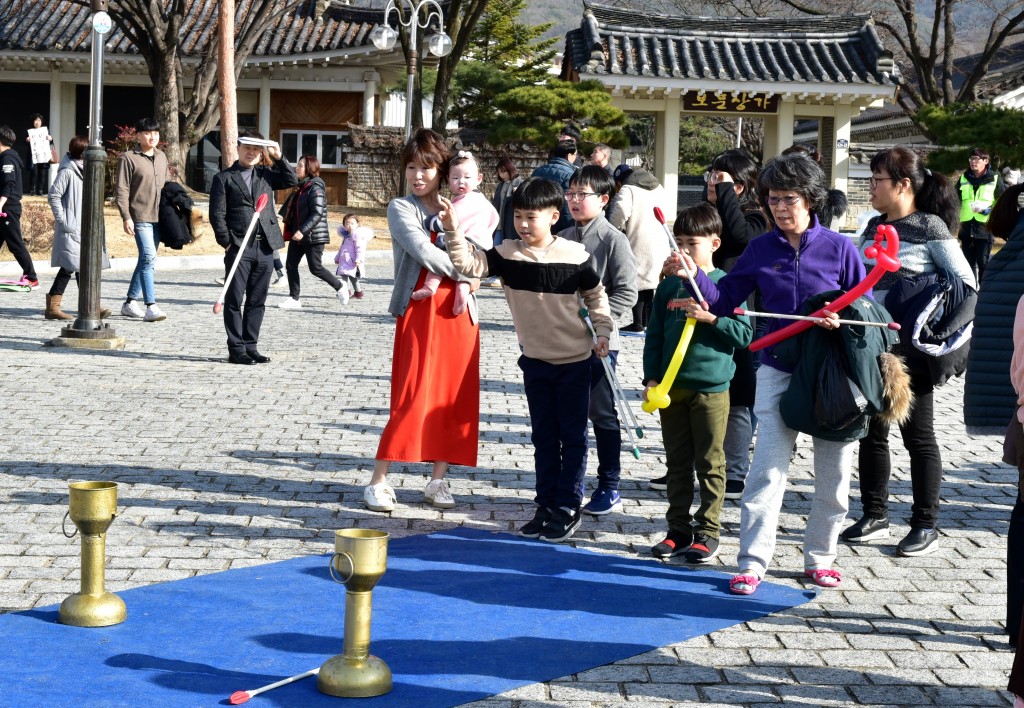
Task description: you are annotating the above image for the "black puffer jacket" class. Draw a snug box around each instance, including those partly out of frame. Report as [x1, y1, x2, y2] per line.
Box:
[965, 210, 1024, 433]
[283, 177, 330, 245]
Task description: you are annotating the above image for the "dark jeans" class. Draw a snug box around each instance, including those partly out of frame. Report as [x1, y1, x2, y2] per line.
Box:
[1010, 494, 1024, 645]
[961, 237, 992, 285]
[286, 238, 341, 299]
[49, 267, 78, 296]
[31, 163, 48, 196]
[519, 354, 592, 512]
[223, 237, 273, 355]
[857, 360, 942, 528]
[659, 387, 729, 537]
[0, 210, 36, 279]
[589, 350, 620, 490]
[626, 289, 654, 331]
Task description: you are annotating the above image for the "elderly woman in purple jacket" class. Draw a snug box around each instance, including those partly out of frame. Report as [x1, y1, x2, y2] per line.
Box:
[671, 153, 867, 596]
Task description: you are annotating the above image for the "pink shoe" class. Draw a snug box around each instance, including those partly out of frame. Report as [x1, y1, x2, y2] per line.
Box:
[804, 568, 842, 588]
[729, 573, 760, 595]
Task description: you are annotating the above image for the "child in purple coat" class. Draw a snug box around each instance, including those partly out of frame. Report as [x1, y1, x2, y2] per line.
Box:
[335, 214, 374, 299]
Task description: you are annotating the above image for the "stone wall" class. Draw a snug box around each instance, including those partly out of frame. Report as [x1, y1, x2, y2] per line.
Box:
[343, 125, 549, 208]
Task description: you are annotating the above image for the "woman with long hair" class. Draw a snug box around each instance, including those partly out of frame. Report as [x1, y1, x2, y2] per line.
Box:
[491, 157, 522, 247]
[363, 128, 480, 512]
[842, 146, 974, 557]
[278, 154, 348, 309]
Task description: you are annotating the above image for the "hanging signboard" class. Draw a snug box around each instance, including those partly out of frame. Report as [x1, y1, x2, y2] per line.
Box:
[682, 91, 780, 114]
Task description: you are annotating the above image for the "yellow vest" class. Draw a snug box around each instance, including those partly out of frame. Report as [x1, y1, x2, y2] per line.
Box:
[959, 174, 997, 224]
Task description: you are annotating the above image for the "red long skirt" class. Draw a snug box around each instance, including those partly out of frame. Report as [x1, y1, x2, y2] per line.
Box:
[375, 271, 480, 466]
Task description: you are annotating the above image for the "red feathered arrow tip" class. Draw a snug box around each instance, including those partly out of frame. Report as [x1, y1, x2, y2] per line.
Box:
[255, 193, 269, 213]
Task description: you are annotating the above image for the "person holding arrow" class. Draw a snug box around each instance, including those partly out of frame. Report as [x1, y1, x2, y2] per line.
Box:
[209, 130, 296, 365]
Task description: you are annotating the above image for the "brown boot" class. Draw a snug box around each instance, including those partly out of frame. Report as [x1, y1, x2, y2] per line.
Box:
[45, 294, 74, 320]
[99, 307, 112, 319]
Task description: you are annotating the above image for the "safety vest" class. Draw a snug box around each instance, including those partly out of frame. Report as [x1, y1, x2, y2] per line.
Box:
[959, 173, 998, 224]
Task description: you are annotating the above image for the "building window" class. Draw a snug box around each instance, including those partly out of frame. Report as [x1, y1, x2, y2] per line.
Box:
[280, 130, 347, 167]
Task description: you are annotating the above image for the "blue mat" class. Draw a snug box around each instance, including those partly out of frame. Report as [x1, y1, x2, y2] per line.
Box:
[3, 527, 812, 707]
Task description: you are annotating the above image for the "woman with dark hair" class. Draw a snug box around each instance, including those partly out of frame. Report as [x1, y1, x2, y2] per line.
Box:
[26, 112, 52, 196]
[45, 135, 110, 320]
[490, 157, 522, 247]
[278, 154, 347, 309]
[687, 149, 769, 500]
[363, 128, 480, 513]
[842, 146, 974, 557]
[670, 152, 868, 595]
[964, 182, 1024, 646]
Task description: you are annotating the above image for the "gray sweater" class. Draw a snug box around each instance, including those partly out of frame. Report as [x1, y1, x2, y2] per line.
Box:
[558, 214, 639, 351]
[859, 211, 976, 301]
[386, 194, 476, 319]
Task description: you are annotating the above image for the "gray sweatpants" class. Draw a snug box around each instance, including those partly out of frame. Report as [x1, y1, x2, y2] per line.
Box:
[738, 366, 855, 579]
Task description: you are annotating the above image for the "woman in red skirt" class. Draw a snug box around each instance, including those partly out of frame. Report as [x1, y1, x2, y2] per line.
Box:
[364, 129, 481, 512]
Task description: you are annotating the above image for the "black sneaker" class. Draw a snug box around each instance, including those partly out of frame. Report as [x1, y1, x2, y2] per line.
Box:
[648, 475, 668, 491]
[840, 514, 890, 543]
[897, 527, 939, 557]
[519, 507, 553, 538]
[651, 529, 693, 559]
[724, 479, 744, 500]
[538, 508, 582, 543]
[685, 532, 720, 563]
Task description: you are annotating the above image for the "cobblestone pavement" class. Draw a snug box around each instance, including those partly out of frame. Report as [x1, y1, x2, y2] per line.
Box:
[0, 267, 1015, 706]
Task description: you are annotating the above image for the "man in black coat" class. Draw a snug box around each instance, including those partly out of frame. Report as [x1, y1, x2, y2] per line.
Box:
[0, 125, 38, 288]
[209, 130, 296, 365]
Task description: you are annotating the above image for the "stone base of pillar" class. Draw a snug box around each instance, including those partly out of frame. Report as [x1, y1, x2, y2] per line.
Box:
[47, 336, 127, 350]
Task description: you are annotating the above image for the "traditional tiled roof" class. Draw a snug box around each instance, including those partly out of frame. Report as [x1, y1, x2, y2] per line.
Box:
[0, 0, 383, 58]
[564, 3, 898, 89]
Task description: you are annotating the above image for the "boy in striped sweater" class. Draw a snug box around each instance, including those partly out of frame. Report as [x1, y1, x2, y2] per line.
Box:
[443, 177, 613, 543]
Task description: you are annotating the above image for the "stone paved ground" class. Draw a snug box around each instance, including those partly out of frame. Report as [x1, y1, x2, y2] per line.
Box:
[0, 267, 1016, 706]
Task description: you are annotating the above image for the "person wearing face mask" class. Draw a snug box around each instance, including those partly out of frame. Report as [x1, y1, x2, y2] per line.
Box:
[209, 130, 297, 365]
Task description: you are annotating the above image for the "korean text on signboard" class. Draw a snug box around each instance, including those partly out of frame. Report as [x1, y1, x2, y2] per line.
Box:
[682, 91, 779, 114]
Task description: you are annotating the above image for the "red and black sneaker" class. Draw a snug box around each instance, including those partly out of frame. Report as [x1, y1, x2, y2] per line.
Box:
[651, 530, 693, 559]
[18, 276, 39, 290]
[685, 532, 720, 563]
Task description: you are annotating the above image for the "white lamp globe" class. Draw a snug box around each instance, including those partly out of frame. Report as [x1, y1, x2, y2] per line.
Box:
[370, 25, 398, 51]
[427, 32, 453, 57]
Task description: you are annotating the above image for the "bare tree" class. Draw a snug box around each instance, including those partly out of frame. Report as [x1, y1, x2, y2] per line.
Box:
[430, 0, 490, 131]
[664, 0, 1024, 139]
[70, 0, 309, 174]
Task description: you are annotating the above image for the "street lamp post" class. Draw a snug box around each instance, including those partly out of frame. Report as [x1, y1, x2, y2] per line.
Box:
[369, 0, 453, 140]
[61, 0, 120, 345]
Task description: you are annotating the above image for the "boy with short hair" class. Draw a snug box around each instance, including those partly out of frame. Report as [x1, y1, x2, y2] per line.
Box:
[559, 165, 638, 515]
[643, 203, 752, 563]
[0, 125, 38, 288]
[444, 177, 613, 543]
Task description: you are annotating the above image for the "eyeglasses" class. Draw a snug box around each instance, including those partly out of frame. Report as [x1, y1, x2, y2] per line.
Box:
[565, 191, 599, 202]
[766, 195, 803, 207]
[868, 176, 898, 187]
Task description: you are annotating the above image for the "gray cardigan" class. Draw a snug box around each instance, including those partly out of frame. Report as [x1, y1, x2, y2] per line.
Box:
[386, 194, 477, 319]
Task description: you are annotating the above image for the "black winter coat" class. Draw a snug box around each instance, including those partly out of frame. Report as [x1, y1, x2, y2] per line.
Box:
[281, 177, 330, 245]
[157, 182, 195, 250]
[775, 292, 899, 442]
[884, 269, 976, 387]
[210, 158, 297, 250]
[965, 210, 1024, 433]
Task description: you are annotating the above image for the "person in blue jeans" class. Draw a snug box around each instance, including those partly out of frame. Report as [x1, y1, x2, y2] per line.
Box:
[115, 117, 169, 322]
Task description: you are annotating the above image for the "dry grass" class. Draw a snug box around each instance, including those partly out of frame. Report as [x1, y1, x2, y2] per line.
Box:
[2, 195, 392, 262]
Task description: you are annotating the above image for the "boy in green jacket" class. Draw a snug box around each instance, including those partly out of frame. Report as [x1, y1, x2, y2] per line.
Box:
[643, 203, 752, 563]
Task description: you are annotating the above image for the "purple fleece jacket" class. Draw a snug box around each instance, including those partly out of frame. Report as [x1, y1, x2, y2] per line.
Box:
[691, 215, 869, 372]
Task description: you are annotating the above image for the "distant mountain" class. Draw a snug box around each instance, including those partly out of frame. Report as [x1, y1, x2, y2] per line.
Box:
[525, 0, 584, 40]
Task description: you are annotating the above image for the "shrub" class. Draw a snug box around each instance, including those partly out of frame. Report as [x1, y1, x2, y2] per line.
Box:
[21, 202, 55, 254]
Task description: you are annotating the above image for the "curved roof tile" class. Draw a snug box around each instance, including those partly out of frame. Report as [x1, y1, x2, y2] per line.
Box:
[565, 3, 899, 87]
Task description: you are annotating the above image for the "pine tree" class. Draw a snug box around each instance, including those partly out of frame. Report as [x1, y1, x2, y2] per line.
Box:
[489, 79, 629, 148]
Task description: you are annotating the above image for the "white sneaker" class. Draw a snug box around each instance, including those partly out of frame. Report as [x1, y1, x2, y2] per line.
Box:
[143, 304, 167, 322]
[336, 285, 350, 305]
[120, 300, 145, 318]
[278, 298, 302, 310]
[363, 482, 397, 512]
[424, 478, 455, 509]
